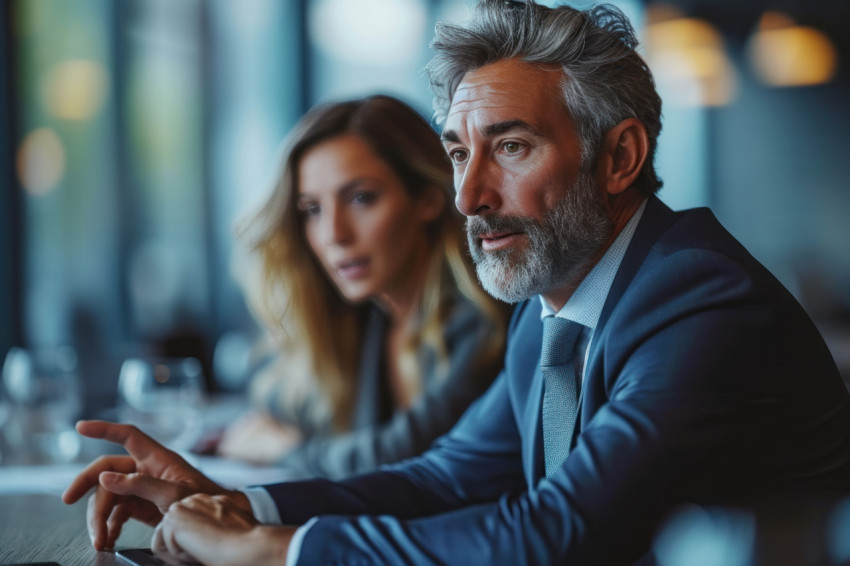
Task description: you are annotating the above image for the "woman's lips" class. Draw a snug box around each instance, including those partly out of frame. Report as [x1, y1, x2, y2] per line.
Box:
[480, 231, 522, 252]
[336, 258, 370, 279]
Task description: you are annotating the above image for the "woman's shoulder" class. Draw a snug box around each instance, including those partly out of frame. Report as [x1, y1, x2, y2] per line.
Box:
[441, 291, 510, 347]
[443, 291, 488, 329]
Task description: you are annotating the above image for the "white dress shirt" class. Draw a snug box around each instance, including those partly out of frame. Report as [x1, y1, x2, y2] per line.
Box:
[540, 199, 646, 380]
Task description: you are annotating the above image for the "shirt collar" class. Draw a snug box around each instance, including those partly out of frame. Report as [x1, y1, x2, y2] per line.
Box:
[540, 199, 647, 328]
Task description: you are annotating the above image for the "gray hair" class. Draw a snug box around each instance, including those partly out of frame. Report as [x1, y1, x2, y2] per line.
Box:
[427, 0, 663, 195]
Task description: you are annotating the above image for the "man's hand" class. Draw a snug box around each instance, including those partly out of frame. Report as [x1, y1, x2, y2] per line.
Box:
[61, 420, 252, 551]
[153, 493, 295, 566]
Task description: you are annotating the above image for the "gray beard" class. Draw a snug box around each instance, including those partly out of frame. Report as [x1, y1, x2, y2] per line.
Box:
[466, 170, 614, 304]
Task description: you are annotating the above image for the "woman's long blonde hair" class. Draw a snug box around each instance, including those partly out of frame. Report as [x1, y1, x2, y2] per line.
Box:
[243, 95, 505, 430]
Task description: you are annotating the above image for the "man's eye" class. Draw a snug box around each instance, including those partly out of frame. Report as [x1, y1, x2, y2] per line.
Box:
[449, 149, 468, 164]
[503, 141, 522, 154]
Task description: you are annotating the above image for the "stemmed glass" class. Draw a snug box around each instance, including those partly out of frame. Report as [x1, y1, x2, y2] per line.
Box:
[117, 357, 205, 453]
[1, 346, 82, 464]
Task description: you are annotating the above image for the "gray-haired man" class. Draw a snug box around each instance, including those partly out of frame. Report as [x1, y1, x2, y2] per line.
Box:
[65, 2, 850, 564]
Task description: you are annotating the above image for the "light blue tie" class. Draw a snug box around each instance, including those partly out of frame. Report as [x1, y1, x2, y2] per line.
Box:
[541, 316, 584, 477]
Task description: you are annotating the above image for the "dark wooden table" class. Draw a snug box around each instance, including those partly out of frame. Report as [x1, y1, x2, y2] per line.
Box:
[0, 451, 291, 566]
[0, 493, 153, 566]
[0, 395, 290, 566]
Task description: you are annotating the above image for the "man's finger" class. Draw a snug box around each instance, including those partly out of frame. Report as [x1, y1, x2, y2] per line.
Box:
[151, 522, 182, 566]
[62, 455, 135, 504]
[87, 489, 118, 551]
[105, 501, 129, 550]
[100, 471, 195, 513]
[155, 512, 199, 566]
[165, 506, 211, 564]
[179, 493, 215, 512]
[75, 420, 181, 464]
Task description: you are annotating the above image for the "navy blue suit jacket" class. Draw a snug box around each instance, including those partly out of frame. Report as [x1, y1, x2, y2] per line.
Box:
[263, 197, 850, 564]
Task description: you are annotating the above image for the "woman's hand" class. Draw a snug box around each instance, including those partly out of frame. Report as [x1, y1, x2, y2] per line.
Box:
[153, 493, 295, 566]
[61, 420, 252, 550]
[217, 412, 302, 465]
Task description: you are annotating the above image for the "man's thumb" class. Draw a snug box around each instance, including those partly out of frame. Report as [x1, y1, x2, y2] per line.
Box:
[99, 471, 194, 511]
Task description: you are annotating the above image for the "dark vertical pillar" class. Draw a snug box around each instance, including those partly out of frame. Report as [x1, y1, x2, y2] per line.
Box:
[295, 0, 312, 112]
[110, 0, 132, 344]
[199, 0, 218, 390]
[0, 0, 23, 355]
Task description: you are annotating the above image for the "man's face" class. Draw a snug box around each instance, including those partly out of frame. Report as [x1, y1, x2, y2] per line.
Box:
[441, 58, 613, 306]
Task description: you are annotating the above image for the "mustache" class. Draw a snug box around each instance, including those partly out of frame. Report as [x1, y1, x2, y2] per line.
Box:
[466, 214, 541, 238]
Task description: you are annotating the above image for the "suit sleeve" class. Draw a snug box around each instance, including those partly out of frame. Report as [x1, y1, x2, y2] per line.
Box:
[262, 367, 525, 521]
[277, 299, 505, 479]
[287, 249, 850, 565]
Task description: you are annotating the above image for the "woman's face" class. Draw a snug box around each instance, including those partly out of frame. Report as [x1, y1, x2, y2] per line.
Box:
[296, 134, 437, 306]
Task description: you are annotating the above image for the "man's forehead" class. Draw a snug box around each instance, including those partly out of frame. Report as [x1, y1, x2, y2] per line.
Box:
[446, 83, 526, 124]
[448, 81, 529, 115]
[443, 59, 565, 131]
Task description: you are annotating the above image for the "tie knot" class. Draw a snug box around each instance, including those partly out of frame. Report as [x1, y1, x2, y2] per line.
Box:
[541, 317, 583, 367]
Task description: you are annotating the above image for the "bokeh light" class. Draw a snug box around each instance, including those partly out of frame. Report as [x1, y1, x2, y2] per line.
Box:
[310, 0, 427, 66]
[40, 59, 109, 121]
[16, 127, 66, 196]
[644, 4, 736, 106]
[748, 12, 838, 88]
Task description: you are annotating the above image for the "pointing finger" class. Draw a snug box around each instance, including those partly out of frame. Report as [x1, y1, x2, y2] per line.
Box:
[75, 420, 182, 465]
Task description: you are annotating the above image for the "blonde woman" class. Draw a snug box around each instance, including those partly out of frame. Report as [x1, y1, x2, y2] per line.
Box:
[217, 95, 508, 479]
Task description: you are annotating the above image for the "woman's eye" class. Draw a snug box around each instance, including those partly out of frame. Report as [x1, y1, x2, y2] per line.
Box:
[352, 192, 377, 205]
[299, 203, 320, 217]
[449, 149, 468, 164]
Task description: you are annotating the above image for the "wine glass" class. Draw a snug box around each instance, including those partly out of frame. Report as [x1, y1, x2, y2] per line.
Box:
[117, 357, 205, 453]
[1, 346, 83, 464]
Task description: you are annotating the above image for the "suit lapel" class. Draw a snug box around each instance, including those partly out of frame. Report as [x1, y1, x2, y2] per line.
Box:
[524, 197, 679, 482]
[583, 196, 678, 389]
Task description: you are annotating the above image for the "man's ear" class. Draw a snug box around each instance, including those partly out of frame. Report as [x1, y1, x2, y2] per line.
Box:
[597, 118, 649, 196]
[417, 185, 446, 223]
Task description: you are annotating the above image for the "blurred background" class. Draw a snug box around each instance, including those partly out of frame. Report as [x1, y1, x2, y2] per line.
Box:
[1, 0, 849, 422]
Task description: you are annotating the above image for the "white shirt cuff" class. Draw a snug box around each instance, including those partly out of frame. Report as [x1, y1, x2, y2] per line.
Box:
[285, 517, 318, 566]
[240, 486, 283, 524]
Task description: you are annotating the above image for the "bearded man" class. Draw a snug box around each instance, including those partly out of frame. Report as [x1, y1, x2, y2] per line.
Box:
[64, 2, 850, 564]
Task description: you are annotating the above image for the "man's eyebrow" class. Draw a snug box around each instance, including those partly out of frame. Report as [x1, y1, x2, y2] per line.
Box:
[441, 130, 460, 144]
[441, 119, 543, 144]
[484, 119, 542, 138]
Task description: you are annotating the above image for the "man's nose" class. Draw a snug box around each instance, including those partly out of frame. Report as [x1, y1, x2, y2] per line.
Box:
[454, 155, 501, 217]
